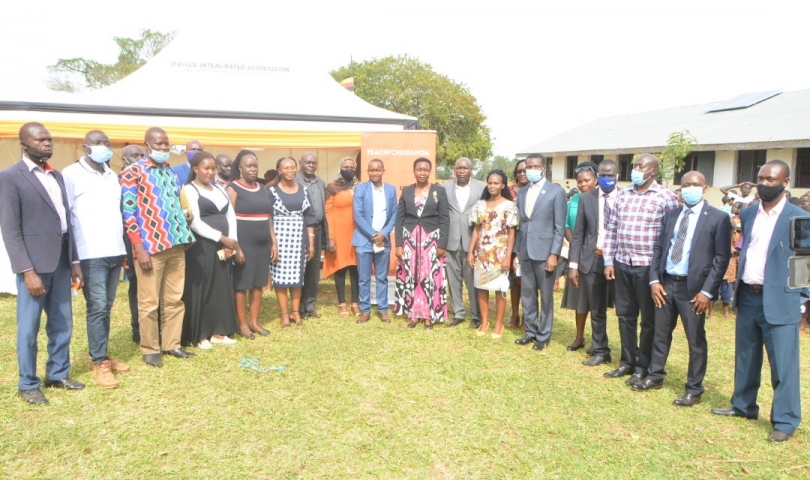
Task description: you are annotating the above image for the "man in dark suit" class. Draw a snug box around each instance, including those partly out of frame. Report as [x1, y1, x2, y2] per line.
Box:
[0, 122, 86, 404]
[442, 157, 485, 328]
[296, 152, 329, 319]
[633, 171, 731, 408]
[713, 160, 808, 442]
[514, 153, 567, 351]
[568, 159, 620, 366]
[171, 139, 202, 186]
[353, 159, 398, 323]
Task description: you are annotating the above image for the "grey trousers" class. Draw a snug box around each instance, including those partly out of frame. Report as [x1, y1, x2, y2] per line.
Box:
[445, 248, 479, 321]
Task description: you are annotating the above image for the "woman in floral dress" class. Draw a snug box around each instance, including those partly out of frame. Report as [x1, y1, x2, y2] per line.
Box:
[467, 169, 519, 339]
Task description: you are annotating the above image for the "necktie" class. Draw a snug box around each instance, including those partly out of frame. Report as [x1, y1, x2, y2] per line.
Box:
[602, 193, 611, 228]
[670, 209, 692, 264]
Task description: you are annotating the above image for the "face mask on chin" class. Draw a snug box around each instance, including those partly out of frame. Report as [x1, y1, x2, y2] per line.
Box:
[25, 147, 52, 164]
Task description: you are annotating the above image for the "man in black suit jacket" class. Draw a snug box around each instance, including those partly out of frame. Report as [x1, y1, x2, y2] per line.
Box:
[633, 171, 731, 408]
[0, 122, 86, 404]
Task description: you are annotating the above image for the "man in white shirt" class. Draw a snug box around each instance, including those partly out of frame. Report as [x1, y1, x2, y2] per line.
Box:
[62, 130, 129, 389]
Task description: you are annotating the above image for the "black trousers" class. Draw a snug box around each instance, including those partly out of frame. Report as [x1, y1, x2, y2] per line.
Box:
[647, 275, 707, 395]
[580, 255, 610, 356]
[614, 261, 656, 374]
[300, 222, 324, 315]
[335, 265, 359, 304]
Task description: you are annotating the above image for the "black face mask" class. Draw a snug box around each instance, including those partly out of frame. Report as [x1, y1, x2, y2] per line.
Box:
[757, 183, 785, 203]
[340, 169, 355, 182]
[25, 146, 52, 164]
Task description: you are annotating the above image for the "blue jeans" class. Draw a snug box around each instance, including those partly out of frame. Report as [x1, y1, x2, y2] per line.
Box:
[357, 245, 391, 314]
[81, 256, 123, 363]
[718, 280, 733, 304]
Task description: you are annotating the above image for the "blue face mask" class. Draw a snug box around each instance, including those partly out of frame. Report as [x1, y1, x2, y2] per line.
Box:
[598, 176, 617, 192]
[149, 148, 170, 164]
[680, 186, 704, 205]
[630, 169, 648, 186]
[525, 169, 544, 184]
[187, 151, 198, 161]
[86, 145, 113, 164]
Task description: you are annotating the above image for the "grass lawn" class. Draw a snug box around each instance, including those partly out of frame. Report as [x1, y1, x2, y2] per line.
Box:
[1, 279, 810, 479]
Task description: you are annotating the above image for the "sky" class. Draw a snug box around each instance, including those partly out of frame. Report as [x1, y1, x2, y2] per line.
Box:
[3, 0, 810, 157]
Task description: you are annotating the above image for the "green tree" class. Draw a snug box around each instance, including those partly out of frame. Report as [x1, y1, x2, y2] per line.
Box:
[46, 29, 176, 92]
[474, 155, 519, 181]
[634, 130, 697, 187]
[331, 55, 493, 167]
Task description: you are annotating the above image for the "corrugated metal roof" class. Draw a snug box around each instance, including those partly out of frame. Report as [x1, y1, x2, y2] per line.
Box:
[519, 89, 810, 156]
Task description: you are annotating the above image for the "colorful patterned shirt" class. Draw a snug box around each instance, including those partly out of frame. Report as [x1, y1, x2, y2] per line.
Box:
[602, 181, 679, 267]
[120, 158, 194, 255]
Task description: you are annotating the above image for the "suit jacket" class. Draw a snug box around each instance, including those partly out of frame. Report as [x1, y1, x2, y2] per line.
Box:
[515, 181, 566, 261]
[735, 200, 809, 325]
[650, 202, 731, 299]
[442, 178, 485, 251]
[569, 188, 602, 274]
[395, 184, 450, 250]
[351, 180, 398, 248]
[0, 159, 79, 274]
[172, 162, 190, 186]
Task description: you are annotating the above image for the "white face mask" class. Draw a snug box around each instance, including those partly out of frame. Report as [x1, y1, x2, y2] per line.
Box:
[86, 145, 113, 164]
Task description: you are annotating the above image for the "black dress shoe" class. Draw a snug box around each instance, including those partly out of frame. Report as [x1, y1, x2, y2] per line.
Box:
[447, 318, 465, 327]
[586, 346, 595, 357]
[631, 377, 662, 391]
[566, 341, 585, 352]
[673, 393, 701, 407]
[143, 354, 163, 367]
[238, 332, 255, 340]
[625, 373, 646, 387]
[582, 354, 611, 366]
[532, 340, 549, 351]
[162, 348, 196, 359]
[470, 320, 481, 329]
[604, 365, 633, 378]
[43, 378, 85, 390]
[711, 407, 757, 419]
[515, 335, 534, 346]
[19, 388, 48, 404]
[768, 430, 793, 442]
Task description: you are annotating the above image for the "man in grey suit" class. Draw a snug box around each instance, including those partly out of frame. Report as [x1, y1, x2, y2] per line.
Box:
[514, 153, 567, 351]
[442, 157, 485, 328]
[0, 122, 86, 404]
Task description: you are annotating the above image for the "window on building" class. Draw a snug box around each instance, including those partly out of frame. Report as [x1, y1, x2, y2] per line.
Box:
[565, 155, 578, 179]
[737, 150, 766, 183]
[797, 148, 810, 187]
[590, 154, 604, 165]
[545, 157, 553, 182]
[674, 151, 715, 186]
[618, 154, 633, 182]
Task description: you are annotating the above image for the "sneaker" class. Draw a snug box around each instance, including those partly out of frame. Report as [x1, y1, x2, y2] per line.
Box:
[92, 360, 119, 389]
[198, 339, 213, 350]
[210, 336, 237, 345]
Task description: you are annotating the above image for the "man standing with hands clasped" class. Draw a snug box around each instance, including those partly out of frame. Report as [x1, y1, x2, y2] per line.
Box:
[713, 160, 808, 442]
[633, 171, 730, 408]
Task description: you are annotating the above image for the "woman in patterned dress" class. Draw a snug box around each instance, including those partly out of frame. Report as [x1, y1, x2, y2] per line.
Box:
[394, 158, 450, 329]
[467, 170, 519, 339]
[324, 157, 360, 317]
[226, 149, 276, 340]
[508, 160, 530, 329]
[269, 157, 317, 328]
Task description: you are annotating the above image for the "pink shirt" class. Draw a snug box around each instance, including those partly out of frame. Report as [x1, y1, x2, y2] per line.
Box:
[741, 195, 786, 285]
[23, 156, 67, 234]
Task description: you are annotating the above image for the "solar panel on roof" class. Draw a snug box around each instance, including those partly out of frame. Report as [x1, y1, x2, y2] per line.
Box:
[705, 90, 783, 113]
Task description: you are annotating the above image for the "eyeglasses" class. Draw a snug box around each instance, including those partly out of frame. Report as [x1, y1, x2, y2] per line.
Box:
[575, 166, 596, 175]
[515, 169, 526, 175]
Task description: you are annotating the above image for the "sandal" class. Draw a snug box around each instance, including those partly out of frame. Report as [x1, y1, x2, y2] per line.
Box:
[280, 313, 291, 329]
[291, 312, 304, 326]
[351, 303, 361, 316]
[338, 303, 349, 317]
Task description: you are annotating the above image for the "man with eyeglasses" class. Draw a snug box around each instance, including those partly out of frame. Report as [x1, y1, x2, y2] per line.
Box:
[602, 153, 679, 386]
[568, 160, 620, 366]
[514, 153, 567, 351]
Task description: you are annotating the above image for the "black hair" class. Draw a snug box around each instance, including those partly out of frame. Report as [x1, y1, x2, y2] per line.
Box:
[513, 159, 527, 181]
[481, 169, 513, 201]
[230, 149, 257, 182]
[276, 156, 297, 170]
[413, 157, 432, 170]
[525, 153, 546, 167]
[574, 161, 598, 180]
[186, 151, 216, 185]
[368, 158, 385, 169]
[763, 159, 791, 179]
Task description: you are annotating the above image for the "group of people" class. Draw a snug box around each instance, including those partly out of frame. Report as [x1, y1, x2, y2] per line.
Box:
[2, 122, 804, 443]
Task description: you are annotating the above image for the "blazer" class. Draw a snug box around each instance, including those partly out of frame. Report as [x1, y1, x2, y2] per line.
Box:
[441, 178, 486, 251]
[352, 180, 398, 248]
[569, 188, 601, 274]
[0, 159, 79, 274]
[649, 202, 731, 299]
[172, 162, 190, 186]
[515, 181, 566, 261]
[395, 183, 450, 250]
[735, 200, 810, 325]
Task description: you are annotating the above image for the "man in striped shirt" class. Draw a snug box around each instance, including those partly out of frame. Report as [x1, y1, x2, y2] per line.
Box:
[121, 127, 196, 367]
[602, 153, 679, 386]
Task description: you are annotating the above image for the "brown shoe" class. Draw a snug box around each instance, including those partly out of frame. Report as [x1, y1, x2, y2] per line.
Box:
[380, 312, 391, 323]
[356, 312, 371, 324]
[92, 360, 119, 389]
[90, 357, 130, 374]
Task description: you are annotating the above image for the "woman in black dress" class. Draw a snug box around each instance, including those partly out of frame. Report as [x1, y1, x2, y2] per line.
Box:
[226, 150, 277, 339]
[181, 152, 241, 349]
